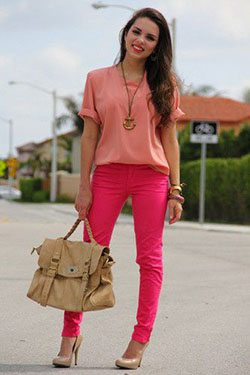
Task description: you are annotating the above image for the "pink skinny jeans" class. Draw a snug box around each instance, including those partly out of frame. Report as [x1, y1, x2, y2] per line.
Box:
[62, 163, 169, 343]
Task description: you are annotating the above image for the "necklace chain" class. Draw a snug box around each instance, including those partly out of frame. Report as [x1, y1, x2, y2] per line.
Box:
[121, 62, 145, 130]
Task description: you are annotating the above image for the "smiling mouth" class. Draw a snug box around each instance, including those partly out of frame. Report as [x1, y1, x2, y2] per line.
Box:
[132, 44, 144, 53]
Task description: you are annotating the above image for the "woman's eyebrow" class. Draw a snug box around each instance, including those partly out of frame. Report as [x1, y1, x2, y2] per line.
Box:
[133, 26, 158, 38]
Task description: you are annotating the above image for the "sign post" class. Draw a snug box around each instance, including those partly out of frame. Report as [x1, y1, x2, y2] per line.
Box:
[190, 121, 219, 224]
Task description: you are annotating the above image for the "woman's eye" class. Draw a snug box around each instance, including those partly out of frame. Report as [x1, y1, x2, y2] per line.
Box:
[147, 36, 155, 41]
[132, 30, 140, 35]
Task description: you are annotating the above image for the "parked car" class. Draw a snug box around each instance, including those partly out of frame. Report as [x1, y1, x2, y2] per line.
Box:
[0, 185, 21, 199]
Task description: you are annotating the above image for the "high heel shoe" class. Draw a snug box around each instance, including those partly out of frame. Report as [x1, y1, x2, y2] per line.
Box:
[115, 341, 149, 370]
[52, 335, 82, 368]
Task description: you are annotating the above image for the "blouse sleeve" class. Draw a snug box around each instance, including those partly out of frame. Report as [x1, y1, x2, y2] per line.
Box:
[169, 86, 185, 122]
[78, 72, 101, 125]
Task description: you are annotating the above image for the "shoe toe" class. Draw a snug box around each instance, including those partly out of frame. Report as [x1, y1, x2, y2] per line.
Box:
[115, 357, 140, 369]
[52, 356, 71, 367]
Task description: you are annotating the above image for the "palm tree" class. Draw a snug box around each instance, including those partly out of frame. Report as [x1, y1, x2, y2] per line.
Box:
[242, 88, 250, 103]
[180, 83, 223, 97]
[58, 135, 72, 173]
[55, 96, 84, 133]
[26, 151, 43, 176]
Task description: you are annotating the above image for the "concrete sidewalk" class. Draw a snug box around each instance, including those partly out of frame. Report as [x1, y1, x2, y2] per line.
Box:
[51, 203, 250, 234]
[0, 199, 250, 374]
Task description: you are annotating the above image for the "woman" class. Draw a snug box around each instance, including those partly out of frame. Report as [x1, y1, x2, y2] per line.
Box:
[53, 7, 185, 370]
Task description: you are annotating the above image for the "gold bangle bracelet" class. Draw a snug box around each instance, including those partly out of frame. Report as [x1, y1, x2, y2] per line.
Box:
[169, 186, 182, 194]
[169, 182, 186, 195]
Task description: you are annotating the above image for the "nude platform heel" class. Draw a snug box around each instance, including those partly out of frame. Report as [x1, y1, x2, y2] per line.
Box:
[52, 335, 83, 368]
[115, 341, 149, 370]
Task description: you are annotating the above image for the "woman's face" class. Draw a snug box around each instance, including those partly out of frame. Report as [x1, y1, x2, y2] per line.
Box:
[124, 17, 160, 61]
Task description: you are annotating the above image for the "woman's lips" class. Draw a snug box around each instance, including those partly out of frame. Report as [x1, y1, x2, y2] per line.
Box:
[132, 44, 144, 53]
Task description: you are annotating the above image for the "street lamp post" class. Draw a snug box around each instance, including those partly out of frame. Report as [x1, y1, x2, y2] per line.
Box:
[0, 116, 14, 197]
[51, 90, 57, 203]
[91, 1, 177, 71]
[171, 18, 176, 72]
[92, 1, 135, 12]
[8, 81, 59, 202]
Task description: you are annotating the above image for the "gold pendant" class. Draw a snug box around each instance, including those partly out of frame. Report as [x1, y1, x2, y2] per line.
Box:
[123, 117, 136, 130]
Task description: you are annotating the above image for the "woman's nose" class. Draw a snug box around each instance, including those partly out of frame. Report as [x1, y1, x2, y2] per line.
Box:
[136, 36, 145, 45]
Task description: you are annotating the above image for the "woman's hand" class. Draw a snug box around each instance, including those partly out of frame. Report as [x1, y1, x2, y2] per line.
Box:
[74, 185, 92, 220]
[168, 198, 183, 225]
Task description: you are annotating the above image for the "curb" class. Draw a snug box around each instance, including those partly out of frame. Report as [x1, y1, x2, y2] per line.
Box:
[51, 205, 250, 235]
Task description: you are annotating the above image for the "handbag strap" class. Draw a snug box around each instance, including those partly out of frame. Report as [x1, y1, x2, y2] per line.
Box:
[63, 218, 95, 242]
[40, 238, 63, 307]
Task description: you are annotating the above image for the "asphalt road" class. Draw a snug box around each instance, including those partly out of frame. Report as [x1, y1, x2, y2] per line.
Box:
[0, 199, 250, 375]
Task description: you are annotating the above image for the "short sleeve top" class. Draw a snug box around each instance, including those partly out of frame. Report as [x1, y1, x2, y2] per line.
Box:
[78, 64, 185, 175]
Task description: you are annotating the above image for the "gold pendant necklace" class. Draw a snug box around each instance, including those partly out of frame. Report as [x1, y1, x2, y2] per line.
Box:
[121, 62, 145, 130]
[123, 116, 136, 130]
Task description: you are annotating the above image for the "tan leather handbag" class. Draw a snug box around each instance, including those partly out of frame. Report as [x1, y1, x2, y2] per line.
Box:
[27, 218, 115, 312]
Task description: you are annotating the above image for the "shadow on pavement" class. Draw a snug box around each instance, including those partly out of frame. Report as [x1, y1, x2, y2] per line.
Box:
[0, 364, 119, 372]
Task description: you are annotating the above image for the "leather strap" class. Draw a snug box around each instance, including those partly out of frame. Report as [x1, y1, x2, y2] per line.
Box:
[63, 218, 95, 242]
[40, 239, 63, 307]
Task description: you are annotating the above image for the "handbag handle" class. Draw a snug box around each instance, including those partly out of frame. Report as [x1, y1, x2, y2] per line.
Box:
[63, 218, 95, 242]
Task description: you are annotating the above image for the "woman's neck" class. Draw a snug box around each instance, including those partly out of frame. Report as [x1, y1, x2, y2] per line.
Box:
[120, 55, 146, 76]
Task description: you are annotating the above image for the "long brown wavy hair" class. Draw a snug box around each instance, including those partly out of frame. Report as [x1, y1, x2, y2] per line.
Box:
[115, 8, 178, 127]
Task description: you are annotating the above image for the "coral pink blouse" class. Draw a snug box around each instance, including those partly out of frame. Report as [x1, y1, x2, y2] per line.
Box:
[78, 64, 185, 175]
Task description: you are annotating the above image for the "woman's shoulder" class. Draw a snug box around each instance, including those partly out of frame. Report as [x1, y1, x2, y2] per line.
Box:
[87, 65, 115, 81]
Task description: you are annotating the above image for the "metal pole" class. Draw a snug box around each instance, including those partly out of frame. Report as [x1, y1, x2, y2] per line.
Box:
[8, 119, 13, 198]
[9, 119, 13, 156]
[0, 116, 14, 198]
[50, 90, 57, 202]
[199, 142, 207, 224]
[171, 18, 176, 72]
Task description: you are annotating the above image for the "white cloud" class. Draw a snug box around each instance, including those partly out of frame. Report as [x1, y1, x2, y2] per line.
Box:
[215, 0, 250, 41]
[0, 55, 11, 70]
[0, 0, 102, 31]
[38, 45, 82, 72]
[157, 0, 250, 41]
[18, 0, 29, 12]
[222, 78, 250, 100]
[0, 5, 8, 23]
[178, 43, 248, 61]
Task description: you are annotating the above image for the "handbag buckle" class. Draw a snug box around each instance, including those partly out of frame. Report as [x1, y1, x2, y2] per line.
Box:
[47, 268, 57, 277]
[82, 272, 88, 281]
[67, 266, 78, 274]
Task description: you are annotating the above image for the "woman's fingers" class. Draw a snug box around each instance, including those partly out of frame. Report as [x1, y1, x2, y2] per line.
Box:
[168, 204, 174, 220]
[78, 209, 86, 220]
[77, 201, 93, 220]
[168, 201, 183, 224]
[75, 189, 92, 219]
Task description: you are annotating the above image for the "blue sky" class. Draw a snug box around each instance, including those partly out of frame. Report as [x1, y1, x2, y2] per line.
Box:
[0, 0, 250, 158]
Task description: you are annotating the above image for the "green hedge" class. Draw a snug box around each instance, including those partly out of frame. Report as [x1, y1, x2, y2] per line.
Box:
[19, 177, 42, 202]
[56, 194, 74, 203]
[32, 190, 49, 203]
[180, 154, 250, 224]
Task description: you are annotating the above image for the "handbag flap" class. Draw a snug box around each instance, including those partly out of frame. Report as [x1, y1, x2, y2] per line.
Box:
[37, 238, 57, 268]
[37, 238, 110, 277]
[37, 238, 91, 277]
[57, 239, 92, 277]
[89, 244, 110, 275]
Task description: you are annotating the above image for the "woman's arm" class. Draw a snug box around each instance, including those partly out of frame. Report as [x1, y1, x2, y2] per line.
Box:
[79, 117, 99, 189]
[75, 117, 99, 219]
[160, 122, 180, 184]
[160, 122, 183, 224]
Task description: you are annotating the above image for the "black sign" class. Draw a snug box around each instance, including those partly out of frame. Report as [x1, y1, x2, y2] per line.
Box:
[190, 121, 219, 144]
